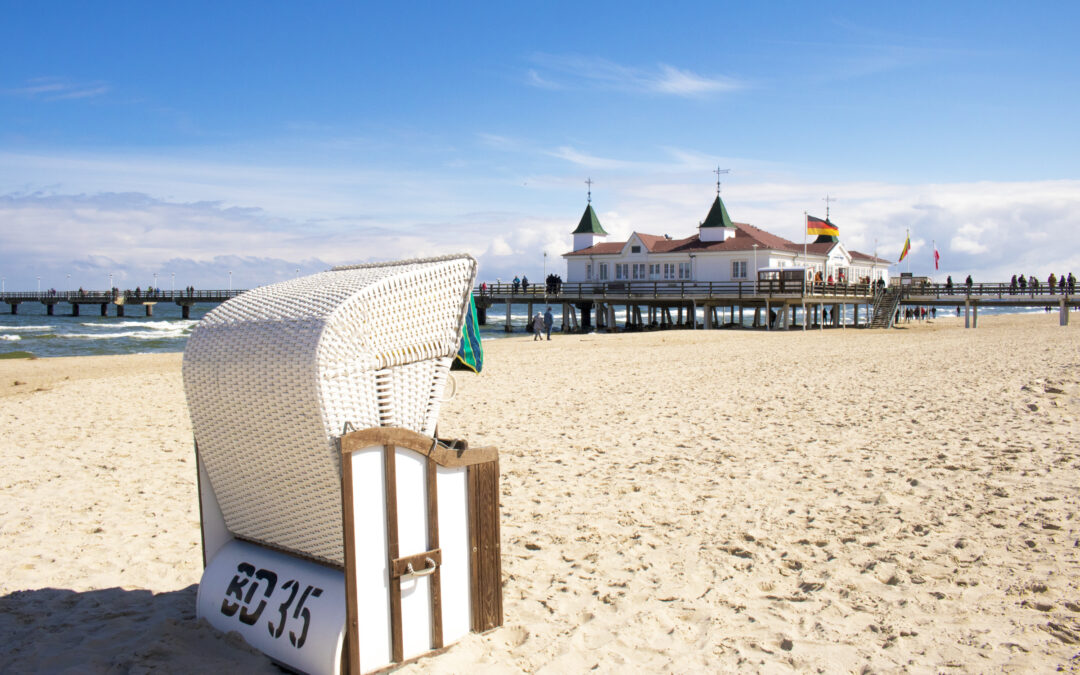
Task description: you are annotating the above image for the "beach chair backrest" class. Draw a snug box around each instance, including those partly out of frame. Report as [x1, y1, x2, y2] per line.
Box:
[183, 254, 477, 565]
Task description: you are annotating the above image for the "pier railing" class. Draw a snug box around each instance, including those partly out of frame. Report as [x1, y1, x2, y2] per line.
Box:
[899, 282, 1074, 299]
[0, 289, 244, 303]
[474, 280, 874, 299]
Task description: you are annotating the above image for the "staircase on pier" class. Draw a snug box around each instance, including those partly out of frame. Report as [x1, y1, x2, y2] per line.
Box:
[869, 287, 902, 328]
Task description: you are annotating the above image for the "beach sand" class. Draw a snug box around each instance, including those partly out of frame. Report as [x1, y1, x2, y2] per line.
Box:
[1, 313, 1078, 672]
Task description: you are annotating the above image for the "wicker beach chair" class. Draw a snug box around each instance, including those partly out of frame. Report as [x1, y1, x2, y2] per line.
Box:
[183, 255, 502, 674]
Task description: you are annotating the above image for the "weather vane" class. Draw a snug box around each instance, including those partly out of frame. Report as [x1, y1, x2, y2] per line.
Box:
[823, 194, 837, 220]
[585, 177, 593, 203]
[713, 166, 730, 195]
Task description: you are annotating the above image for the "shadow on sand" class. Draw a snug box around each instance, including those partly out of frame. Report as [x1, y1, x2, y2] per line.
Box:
[0, 585, 277, 673]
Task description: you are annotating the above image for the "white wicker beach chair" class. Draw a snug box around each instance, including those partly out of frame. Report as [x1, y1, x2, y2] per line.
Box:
[184, 255, 476, 565]
[183, 254, 502, 674]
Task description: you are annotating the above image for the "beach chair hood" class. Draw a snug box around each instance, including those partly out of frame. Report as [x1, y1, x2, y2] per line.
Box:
[182, 254, 477, 565]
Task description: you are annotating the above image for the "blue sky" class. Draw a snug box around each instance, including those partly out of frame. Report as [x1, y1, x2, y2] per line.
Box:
[2, 1, 1079, 290]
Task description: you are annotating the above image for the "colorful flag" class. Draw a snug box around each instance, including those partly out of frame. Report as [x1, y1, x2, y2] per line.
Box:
[807, 215, 839, 237]
[898, 233, 911, 262]
[933, 243, 940, 270]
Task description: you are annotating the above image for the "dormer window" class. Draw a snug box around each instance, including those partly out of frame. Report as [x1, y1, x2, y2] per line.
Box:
[631, 245, 641, 253]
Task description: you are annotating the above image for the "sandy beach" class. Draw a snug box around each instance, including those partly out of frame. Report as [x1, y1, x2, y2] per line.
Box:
[1, 312, 1078, 672]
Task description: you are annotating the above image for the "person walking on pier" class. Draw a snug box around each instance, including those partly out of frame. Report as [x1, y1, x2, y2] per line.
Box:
[521, 275, 529, 293]
[513, 276, 520, 293]
[946, 276, 954, 293]
[965, 275, 973, 292]
[1048, 273, 1057, 293]
[1009, 275, 1017, 293]
[543, 306, 554, 340]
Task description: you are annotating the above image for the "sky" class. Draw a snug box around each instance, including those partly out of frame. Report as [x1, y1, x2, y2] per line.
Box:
[2, 1, 1079, 291]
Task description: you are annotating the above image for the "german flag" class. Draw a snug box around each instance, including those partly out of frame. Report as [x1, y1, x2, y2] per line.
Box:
[807, 215, 839, 237]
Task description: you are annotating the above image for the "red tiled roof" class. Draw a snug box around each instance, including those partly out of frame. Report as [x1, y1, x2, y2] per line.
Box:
[850, 250, 892, 264]
[565, 222, 809, 256]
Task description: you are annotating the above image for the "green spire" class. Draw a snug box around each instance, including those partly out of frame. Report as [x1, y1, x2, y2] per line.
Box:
[572, 203, 608, 235]
[700, 195, 733, 228]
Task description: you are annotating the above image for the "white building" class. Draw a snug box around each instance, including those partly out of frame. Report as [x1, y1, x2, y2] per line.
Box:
[563, 194, 891, 285]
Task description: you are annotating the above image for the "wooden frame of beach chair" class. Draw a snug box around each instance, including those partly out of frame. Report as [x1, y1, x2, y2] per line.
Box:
[184, 255, 503, 674]
[194, 427, 502, 674]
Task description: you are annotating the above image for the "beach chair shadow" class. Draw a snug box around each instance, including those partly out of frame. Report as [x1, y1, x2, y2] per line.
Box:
[0, 585, 277, 672]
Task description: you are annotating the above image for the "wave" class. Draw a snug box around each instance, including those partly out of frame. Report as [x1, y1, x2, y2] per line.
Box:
[0, 335, 21, 341]
[65, 329, 190, 340]
[0, 325, 55, 331]
[79, 320, 197, 330]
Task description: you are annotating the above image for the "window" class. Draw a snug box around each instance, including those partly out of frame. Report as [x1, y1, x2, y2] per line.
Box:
[663, 263, 675, 280]
[678, 262, 692, 280]
[649, 263, 660, 280]
[632, 263, 646, 280]
[732, 260, 747, 279]
[599, 263, 608, 280]
[631, 245, 641, 253]
[615, 263, 628, 280]
[586, 263, 593, 280]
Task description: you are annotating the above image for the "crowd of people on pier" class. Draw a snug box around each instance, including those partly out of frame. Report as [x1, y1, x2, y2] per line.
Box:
[1008, 273, 1075, 295]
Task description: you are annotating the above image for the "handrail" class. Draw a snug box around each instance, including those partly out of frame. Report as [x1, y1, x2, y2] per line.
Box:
[0, 289, 245, 302]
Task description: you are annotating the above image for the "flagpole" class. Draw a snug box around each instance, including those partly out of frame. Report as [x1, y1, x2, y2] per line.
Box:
[803, 211, 808, 271]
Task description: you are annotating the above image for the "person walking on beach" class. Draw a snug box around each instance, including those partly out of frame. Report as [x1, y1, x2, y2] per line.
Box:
[531, 312, 544, 341]
[543, 306, 554, 340]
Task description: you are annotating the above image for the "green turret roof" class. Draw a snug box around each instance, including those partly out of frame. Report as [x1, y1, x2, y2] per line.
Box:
[572, 203, 608, 235]
[700, 195, 733, 229]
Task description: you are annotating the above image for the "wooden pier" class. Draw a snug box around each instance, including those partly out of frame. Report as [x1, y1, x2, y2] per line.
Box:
[3, 280, 1075, 329]
[473, 280, 1078, 332]
[0, 290, 242, 319]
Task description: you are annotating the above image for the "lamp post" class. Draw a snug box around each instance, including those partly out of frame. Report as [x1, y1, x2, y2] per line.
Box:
[153, 272, 158, 293]
[66, 273, 71, 298]
[295, 267, 300, 279]
[108, 273, 113, 294]
[1, 277, 5, 294]
[37, 275, 41, 298]
[228, 271, 233, 293]
[171, 272, 175, 297]
[752, 244, 759, 293]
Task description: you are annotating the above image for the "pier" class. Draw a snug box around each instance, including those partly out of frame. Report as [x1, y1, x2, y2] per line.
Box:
[474, 279, 1077, 332]
[1, 290, 241, 319]
[3, 280, 1074, 329]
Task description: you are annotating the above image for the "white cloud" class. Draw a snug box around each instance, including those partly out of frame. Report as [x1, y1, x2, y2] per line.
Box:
[5, 77, 111, 101]
[527, 54, 741, 97]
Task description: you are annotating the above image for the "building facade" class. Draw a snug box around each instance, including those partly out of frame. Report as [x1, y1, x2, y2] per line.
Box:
[563, 194, 891, 285]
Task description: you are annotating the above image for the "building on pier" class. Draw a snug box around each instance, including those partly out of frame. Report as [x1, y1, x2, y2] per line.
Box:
[563, 193, 892, 285]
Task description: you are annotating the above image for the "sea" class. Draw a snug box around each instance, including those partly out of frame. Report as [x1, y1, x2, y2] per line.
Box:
[0, 298, 1054, 359]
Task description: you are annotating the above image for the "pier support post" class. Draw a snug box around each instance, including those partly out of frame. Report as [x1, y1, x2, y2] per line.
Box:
[476, 304, 487, 325]
[964, 301, 970, 329]
[46, 304, 54, 316]
[116, 304, 125, 318]
[765, 301, 770, 331]
[607, 304, 616, 333]
[145, 304, 154, 317]
[181, 304, 191, 319]
[690, 301, 697, 329]
[973, 303, 978, 328]
[1061, 298, 1069, 326]
[71, 303, 80, 317]
[8, 303, 16, 315]
[853, 303, 859, 327]
[801, 303, 807, 331]
[704, 305, 713, 330]
[753, 307, 761, 328]
[505, 301, 512, 332]
[739, 305, 743, 326]
[100, 303, 108, 316]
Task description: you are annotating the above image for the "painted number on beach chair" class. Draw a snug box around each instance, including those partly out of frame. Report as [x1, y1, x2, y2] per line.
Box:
[219, 561, 324, 650]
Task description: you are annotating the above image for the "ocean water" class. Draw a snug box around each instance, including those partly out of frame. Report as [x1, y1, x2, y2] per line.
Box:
[0, 298, 1054, 359]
